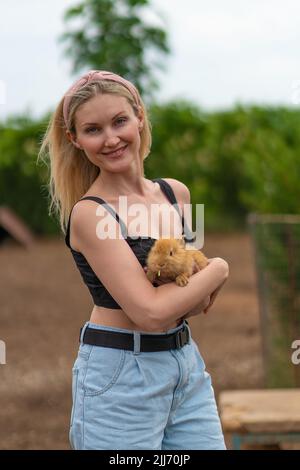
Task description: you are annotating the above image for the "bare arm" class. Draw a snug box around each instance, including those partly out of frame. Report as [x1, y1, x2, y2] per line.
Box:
[149, 257, 229, 329]
[154, 179, 229, 325]
[144, 180, 229, 328]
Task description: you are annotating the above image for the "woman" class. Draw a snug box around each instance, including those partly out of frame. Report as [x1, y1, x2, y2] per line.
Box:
[39, 70, 229, 450]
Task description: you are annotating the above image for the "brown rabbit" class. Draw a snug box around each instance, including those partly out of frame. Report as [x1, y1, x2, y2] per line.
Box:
[146, 238, 208, 287]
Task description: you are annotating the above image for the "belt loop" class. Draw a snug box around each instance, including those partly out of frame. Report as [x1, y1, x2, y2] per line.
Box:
[133, 331, 141, 355]
[79, 322, 89, 343]
[185, 320, 191, 344]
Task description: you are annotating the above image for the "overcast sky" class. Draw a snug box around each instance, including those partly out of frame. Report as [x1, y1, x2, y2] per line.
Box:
[0, 0, 300, 121]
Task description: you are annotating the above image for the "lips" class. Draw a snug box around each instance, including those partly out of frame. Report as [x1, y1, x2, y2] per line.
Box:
[103, 145, 128, 158]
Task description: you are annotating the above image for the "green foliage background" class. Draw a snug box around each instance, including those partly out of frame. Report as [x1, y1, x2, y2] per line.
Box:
[59, 0, 170, 101]
[0, 104, 299, 235]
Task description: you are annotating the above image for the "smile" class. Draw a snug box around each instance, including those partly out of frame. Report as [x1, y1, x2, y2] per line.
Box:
[103, 145, 128, 158]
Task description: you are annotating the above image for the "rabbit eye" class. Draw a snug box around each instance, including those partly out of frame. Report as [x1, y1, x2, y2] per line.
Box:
[169, 250, 173, 256]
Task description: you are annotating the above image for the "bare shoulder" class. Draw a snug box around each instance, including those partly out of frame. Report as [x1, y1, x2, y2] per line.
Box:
[162, 178, 191, 205]
[71, 197, 109, 228]
[68, 197, 118, 252]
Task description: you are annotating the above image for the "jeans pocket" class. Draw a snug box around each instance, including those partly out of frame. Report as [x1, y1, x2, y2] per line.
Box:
[84, 346, 126, 396]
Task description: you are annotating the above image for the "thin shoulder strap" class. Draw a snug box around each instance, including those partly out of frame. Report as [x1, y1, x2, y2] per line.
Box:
[152, 178, 196, 243]
[65, 196, 127, 248]
[152, 178, 177, 205]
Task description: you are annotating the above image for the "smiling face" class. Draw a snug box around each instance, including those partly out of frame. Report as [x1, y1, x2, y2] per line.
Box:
[69, 93, 144, 172]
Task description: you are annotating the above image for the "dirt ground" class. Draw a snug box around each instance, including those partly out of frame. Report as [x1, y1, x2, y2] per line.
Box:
[0, 232, 265, 449]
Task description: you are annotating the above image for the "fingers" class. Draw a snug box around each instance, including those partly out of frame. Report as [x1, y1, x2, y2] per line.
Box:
[203, 283, 225, 313]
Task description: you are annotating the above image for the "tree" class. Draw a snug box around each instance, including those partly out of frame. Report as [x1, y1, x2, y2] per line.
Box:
[59, 0, 170, 100]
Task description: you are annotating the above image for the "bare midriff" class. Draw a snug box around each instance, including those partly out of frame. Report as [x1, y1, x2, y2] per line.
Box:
[89, 305, 179, 333]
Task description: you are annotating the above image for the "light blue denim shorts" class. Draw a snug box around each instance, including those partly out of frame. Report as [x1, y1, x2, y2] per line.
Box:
[69, 321, 226, 450]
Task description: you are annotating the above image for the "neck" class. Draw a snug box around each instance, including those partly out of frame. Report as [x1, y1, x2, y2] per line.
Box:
[95, 170, 150, 198]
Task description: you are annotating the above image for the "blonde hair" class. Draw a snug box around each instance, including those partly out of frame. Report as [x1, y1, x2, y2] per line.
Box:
[38, 80, 152, 234]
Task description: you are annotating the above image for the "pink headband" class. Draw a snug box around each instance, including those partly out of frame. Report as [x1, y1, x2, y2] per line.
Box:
[63, 70, 140, 128]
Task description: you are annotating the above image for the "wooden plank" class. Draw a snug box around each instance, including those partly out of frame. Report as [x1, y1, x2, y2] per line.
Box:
[0, 206, 35, 248]
[219, 389, 300, 434]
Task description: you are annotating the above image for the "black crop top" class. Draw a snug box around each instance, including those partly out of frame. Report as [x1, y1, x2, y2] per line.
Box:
[65, 178, 195, 309]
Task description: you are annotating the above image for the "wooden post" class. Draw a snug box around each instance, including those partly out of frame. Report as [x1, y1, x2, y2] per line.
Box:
[0, 205, 35, 248]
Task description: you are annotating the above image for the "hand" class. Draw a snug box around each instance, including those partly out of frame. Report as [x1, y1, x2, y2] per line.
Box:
[183, 257, 229, 317]
[180, 295, 211, 321]
[199, 257, 229, 314]
[203, 278, 227, 314]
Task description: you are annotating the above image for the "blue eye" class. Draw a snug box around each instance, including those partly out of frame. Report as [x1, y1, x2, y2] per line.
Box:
[85, 127, 99, 134]
[84, 117, 127, 133]
[115, 117, 128, 125]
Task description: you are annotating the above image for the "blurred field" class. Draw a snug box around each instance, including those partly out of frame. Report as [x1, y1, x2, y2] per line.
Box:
[0, 232, 264, 449]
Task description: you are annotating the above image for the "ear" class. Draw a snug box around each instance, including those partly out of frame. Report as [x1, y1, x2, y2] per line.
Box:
[66, 130, 82, 149]
[137, 106, 144, 132]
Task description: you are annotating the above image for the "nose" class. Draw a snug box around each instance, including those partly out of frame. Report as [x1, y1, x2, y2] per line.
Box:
[157, 263, 165, 269]
[103, 130, 120, 149]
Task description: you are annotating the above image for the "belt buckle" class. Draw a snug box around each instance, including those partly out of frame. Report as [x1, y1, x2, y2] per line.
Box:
[175, 324, 189, 348]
